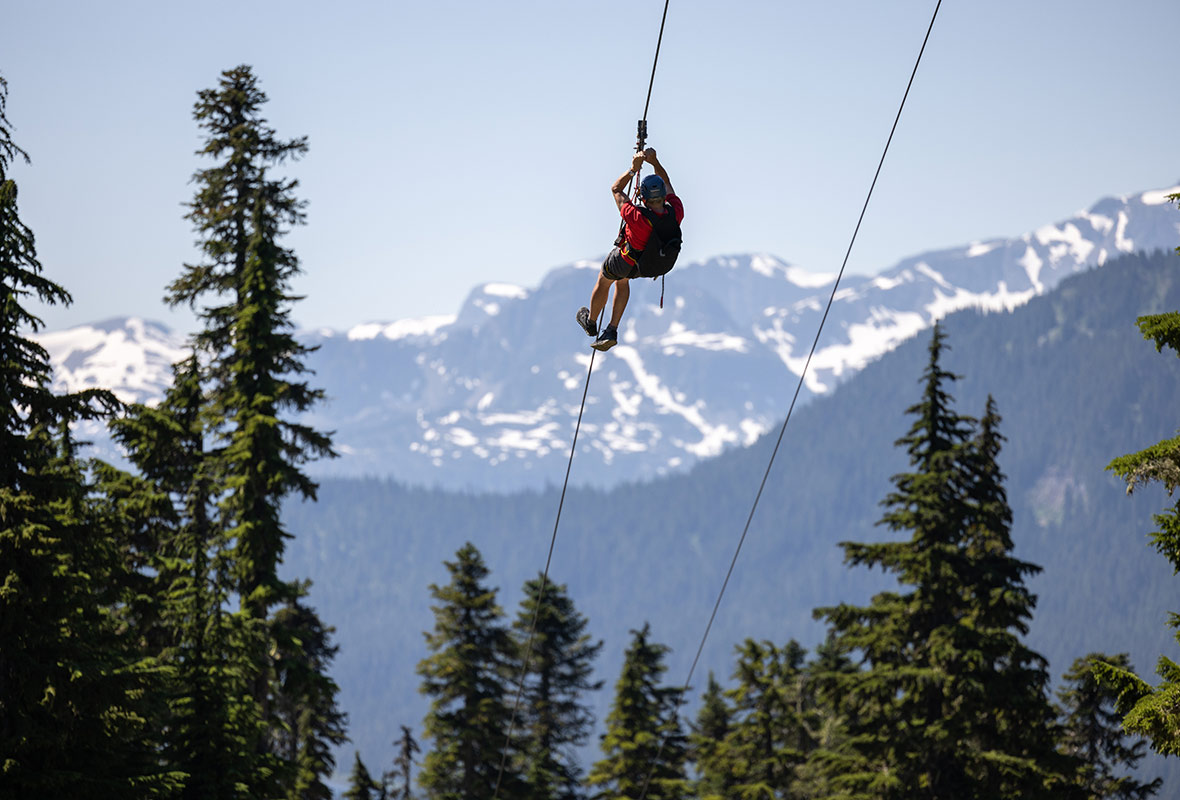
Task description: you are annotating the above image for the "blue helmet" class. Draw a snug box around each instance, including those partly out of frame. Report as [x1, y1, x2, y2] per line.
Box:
[640, 174, 666, 202]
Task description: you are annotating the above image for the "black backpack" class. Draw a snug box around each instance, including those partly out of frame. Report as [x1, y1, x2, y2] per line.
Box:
[635, 206, 682, 278]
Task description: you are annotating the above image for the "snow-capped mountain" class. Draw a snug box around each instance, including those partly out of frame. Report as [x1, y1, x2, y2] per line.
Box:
[37, 317, 189, 406]
[36, 184, 1180, 491]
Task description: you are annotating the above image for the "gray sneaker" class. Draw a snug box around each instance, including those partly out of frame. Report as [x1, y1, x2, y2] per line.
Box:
[591, 325, 618, 351]
[576, 307, 597, 338]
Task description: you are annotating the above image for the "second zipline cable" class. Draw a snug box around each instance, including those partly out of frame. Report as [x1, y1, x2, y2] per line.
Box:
[636, 2, 944, 797]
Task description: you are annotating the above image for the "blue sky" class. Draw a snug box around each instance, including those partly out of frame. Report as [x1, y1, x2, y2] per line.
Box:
[6, 0, 1179, 333]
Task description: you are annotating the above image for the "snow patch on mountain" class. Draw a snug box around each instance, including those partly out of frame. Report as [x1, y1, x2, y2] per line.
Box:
[37, 318, 186, 405]
[1019, 244, 1045, 290]
[914, 262, 951, 289]
[348, 315, 455, 341]
[657, 323, 749, 355]
[1141, 187, 1177, 205]
[483, 283, 528, 299]
[926, 282, 1037, 320]
[967, 241, 1000, 258]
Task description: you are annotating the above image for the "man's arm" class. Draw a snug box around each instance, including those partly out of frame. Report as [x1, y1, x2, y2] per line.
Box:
[643, 148, 673, 196]
[612, 152, 648, 210]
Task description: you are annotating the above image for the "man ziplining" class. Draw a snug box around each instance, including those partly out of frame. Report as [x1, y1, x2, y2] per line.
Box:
[576, 147, 683, 351]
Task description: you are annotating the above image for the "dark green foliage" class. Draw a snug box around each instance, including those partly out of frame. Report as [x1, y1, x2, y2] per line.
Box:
[270, 584, 349, 799]
[812, 328, 1081, 799]
[689, 638, 847, 799]
[793, 636, 856, 798]
[1097, 233, 1180, 757]
[64, 65, 345, 798]
[384, 725, 420, 800]
[1058, 653, 1160, 799]
[585, 623, 688, 800]
[152, 64, 341, 797]
[689, 673, 734, 800]
[344, 752, 382, 800]
[710, 639, 815, 798]
[416, 543, 523, 799]
[0, 73, 177, 798]
[104, 355, 262, 799]
[168, 62, 333, 624]
[513, 575, 602, 800]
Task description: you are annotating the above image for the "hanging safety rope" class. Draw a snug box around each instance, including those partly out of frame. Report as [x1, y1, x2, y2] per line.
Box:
[636, 3, 943, 798]
[491, 4, 674, 798]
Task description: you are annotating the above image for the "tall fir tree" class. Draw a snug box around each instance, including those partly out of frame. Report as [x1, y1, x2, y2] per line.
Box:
[1097, 236, 1180, 756]
[344, 752, 382, 800]
[384, 725, 420, 800]
[0, 73, 179, 798]
[512, 574, 603, 800]
[585, 623, 688, 800]
[712, 639, 815, 799]
[954, 396, 1082, 797]
[163, 64, 339, 797]
[689, 672, 734, 800]
[812, 327, 1081, 799]
[1058, 653, 1160, 800]
[416, 543, 523, 799]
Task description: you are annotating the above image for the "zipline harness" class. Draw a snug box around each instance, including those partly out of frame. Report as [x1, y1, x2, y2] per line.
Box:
[494, 1, 944, 798]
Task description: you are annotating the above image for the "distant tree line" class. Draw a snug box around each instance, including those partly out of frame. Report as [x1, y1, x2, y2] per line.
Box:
[2, 60, 1179, 800]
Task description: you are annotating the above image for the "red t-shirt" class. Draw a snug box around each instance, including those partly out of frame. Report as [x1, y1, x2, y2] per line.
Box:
[620, 193, 684, 264]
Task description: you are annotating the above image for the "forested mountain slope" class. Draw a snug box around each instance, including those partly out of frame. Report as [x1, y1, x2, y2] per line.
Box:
[282, 252, 1180, 782]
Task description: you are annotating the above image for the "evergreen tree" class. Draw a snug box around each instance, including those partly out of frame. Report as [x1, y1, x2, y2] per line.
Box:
[102, 355, 257, 799]
[689, 672, 734, 800]
[163, 64, 338, 796]
[0, 73, 176, 798]
[384, 725, 420, 800]
[166, 59, 330, 627]
[344, 752, 382, 800]
[417, 543, 523, 799]
[512, 574, 603, 800]
[1058, 653, 1160, 799]
[269, 584, 349, 799]
[715, 639, 814, 799]
[1097, 243, 1180, 755]
[812, 327, 1081, 799]
[585, 623, 688, 800]
[955, 397, 1081, 798]
[793, 635, 856, 800]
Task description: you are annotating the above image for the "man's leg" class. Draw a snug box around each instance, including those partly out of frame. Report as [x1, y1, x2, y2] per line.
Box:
[608, 278, 630, 328]
[590, 271, 614, 325]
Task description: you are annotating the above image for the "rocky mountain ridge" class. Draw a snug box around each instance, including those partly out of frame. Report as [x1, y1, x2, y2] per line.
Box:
[36, 183, 1180, 491]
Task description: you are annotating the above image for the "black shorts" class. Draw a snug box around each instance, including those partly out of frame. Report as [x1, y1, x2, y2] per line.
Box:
[601, 247, 640, 281]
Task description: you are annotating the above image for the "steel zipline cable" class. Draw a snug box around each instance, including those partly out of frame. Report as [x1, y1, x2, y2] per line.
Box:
[636, 2, 943, 797]
[492, 4, 674, 798]
[492, 348, 597, 800]
[642, 0, 672, 123]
